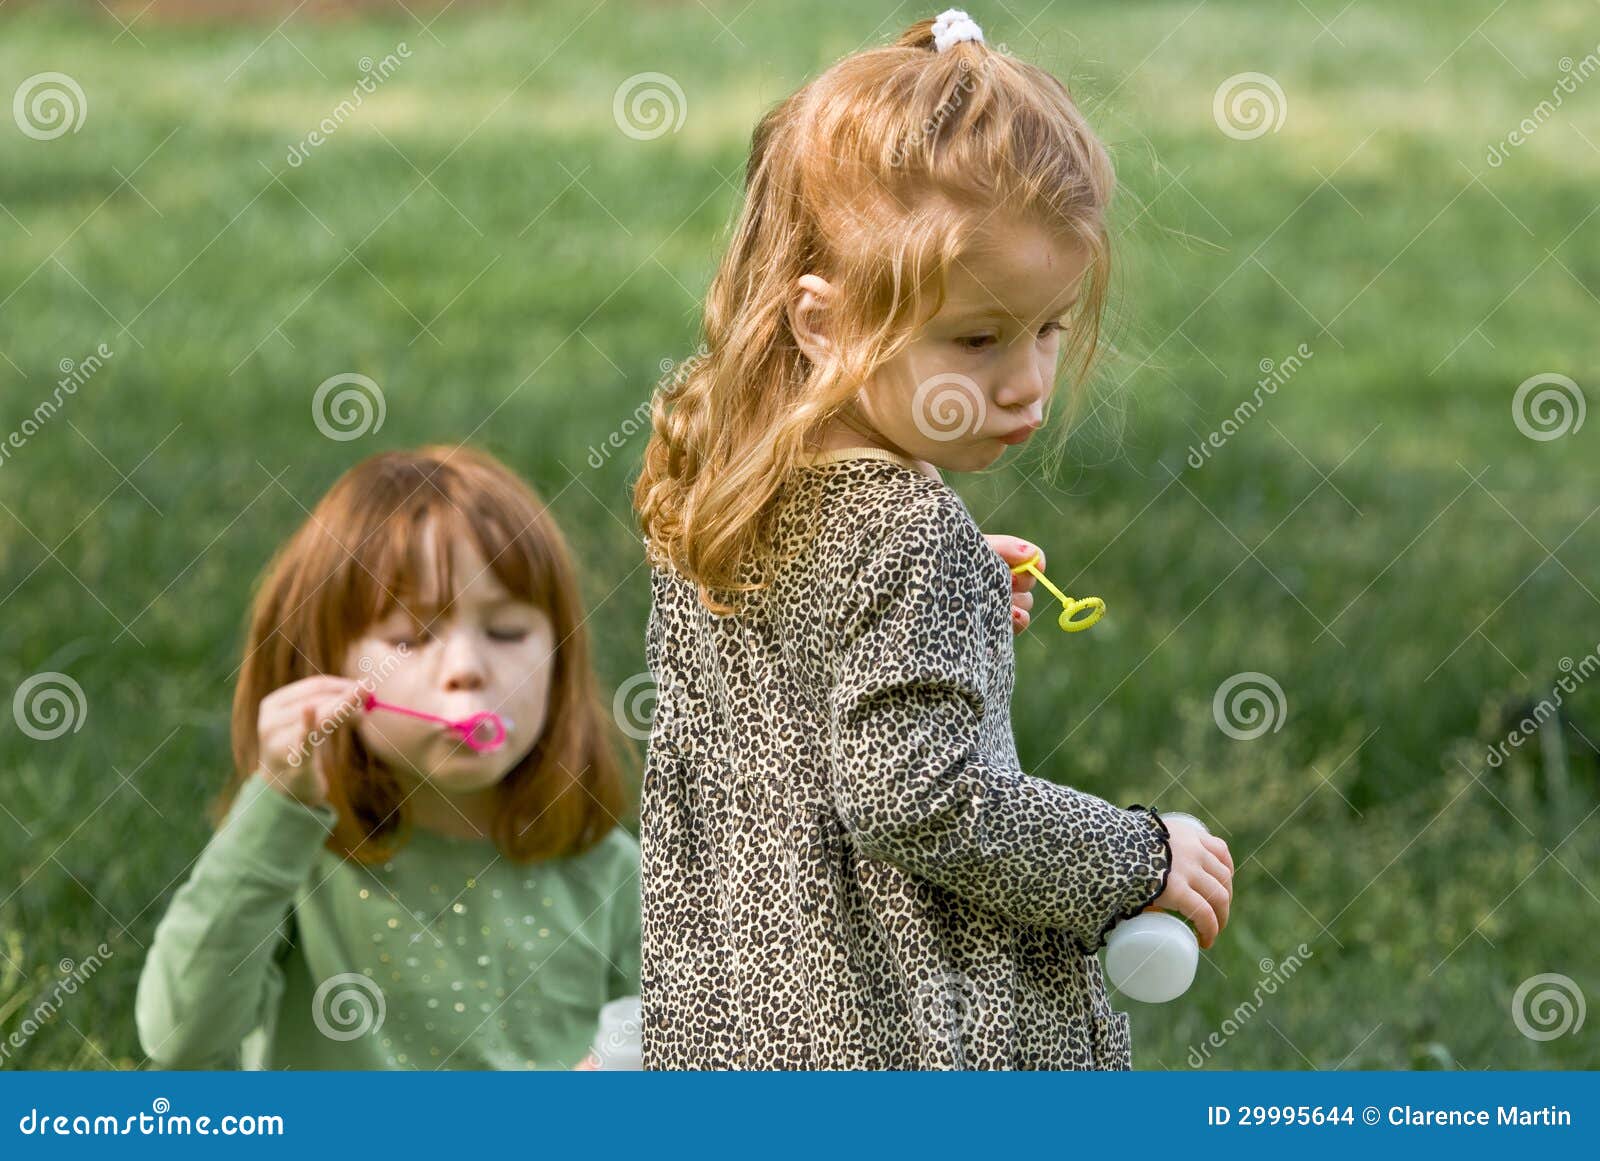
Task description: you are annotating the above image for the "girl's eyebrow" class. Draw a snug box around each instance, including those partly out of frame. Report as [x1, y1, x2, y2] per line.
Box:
[455, 590, 536, 613]
[479, 594, 531, 610]
[382, 589, 528, 621]
[946, 296, 1081, 324]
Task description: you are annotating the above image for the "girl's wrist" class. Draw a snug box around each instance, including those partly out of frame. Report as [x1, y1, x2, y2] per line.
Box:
[257, 763, 329, 809]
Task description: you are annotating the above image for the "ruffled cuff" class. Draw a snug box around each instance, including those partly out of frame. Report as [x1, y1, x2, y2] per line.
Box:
[1086, 804, 1173, 955]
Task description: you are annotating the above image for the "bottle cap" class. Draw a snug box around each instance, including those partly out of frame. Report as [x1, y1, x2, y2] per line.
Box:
[1158, 810, 1210, 835]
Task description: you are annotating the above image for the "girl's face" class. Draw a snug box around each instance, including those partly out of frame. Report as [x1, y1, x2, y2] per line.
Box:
[342, 524, 555, 795]
[804, 216, 1091, 472]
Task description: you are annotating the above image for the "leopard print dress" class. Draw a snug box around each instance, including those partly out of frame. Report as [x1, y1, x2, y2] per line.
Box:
[639, 446, 1173, 1069]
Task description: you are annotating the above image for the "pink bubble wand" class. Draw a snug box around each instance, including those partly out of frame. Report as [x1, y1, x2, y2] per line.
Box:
[361, 692, 509, 753]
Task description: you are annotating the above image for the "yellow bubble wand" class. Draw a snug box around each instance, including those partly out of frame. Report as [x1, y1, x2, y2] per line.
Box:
[1010, 550, 1106, 633]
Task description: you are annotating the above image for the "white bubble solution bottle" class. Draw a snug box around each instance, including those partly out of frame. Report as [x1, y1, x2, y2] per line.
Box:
[1102, 811, 1210, 1003]
[590, 995, 643, 1070]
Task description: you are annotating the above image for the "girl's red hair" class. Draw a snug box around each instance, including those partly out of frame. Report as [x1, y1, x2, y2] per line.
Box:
[219, 444, 630, 865]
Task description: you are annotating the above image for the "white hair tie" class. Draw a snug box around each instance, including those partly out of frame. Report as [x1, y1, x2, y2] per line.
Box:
[931, 8, 984, 52]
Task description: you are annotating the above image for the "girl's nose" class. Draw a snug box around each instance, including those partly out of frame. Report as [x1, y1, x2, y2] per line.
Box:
[444, 669, 486, 693]
[997, 349, 1048, 409]
[440, 632, 488, 692]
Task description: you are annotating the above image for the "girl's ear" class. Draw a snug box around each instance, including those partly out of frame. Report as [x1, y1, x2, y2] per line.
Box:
[787, 273, 834, 365]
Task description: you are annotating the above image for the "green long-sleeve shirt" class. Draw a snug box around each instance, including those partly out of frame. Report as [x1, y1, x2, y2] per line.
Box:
[136, 771, 640, 1070]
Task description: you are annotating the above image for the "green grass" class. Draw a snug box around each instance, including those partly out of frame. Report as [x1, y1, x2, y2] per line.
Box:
[1, 0, 1597, 1069]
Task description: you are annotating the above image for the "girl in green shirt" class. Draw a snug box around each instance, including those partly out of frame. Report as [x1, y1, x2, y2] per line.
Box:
[136, 445, 640, 1070]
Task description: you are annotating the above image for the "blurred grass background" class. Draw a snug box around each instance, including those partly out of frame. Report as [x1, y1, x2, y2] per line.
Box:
[1, 0, 1596, 1069]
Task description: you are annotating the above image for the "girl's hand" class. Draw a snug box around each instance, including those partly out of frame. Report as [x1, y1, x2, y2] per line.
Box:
[255, 676, 365, 808]
[983, 534, 1043, 635]
[572, 1050, 600, 1070]
[1148, 819, 1235, 950]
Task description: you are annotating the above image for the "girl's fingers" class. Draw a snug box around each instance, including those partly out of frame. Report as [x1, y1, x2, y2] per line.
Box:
[292, 703, 318, 766]
[1203, 876, 1228, 933]
[302, 691, 363, 747]
[1197, 870, 1230, 930]
[261, 690, 328, 731]
[1179, 887, 1220, 948]
[320, 686, 368, 731]
[261, 678, 357, 723]
[285, 676, 363, 703]
[984, 534, 1046, 577]
[263, 681, 365, 732]
[1204, 851, 1234, 896]
[1204, 834, 1234, 875]
[273, 675, 357, 700]
[1010, 555, 1045, 592]
[1009, 570, 1036, 632]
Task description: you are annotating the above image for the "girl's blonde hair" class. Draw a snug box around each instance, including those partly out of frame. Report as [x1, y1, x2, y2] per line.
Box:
[218, 444, 630, 866]
[633, 15, 1116, 614]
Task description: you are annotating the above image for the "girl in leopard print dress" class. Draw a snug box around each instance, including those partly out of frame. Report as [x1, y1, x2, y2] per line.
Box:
[631, 9, 1235, 1070]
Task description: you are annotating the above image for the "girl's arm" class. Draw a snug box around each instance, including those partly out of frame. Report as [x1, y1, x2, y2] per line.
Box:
[135, 771, 335, 1068]
[825, 502, 1172, 956]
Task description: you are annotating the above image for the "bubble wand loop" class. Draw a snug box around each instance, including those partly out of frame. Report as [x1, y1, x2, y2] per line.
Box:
[1009, 551, 1106, 633]
[361, 692, 509, 753]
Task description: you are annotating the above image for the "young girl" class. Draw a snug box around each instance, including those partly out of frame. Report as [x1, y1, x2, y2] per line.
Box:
[631, 10, 1234, 1069]
[136, 445, 640, 1069]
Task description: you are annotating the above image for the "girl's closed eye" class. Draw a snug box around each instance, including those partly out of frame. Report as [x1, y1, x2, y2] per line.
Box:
[385, 622, 530, 646]
[386, 626, 428, 648]
[956, 321, 1066, 351]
